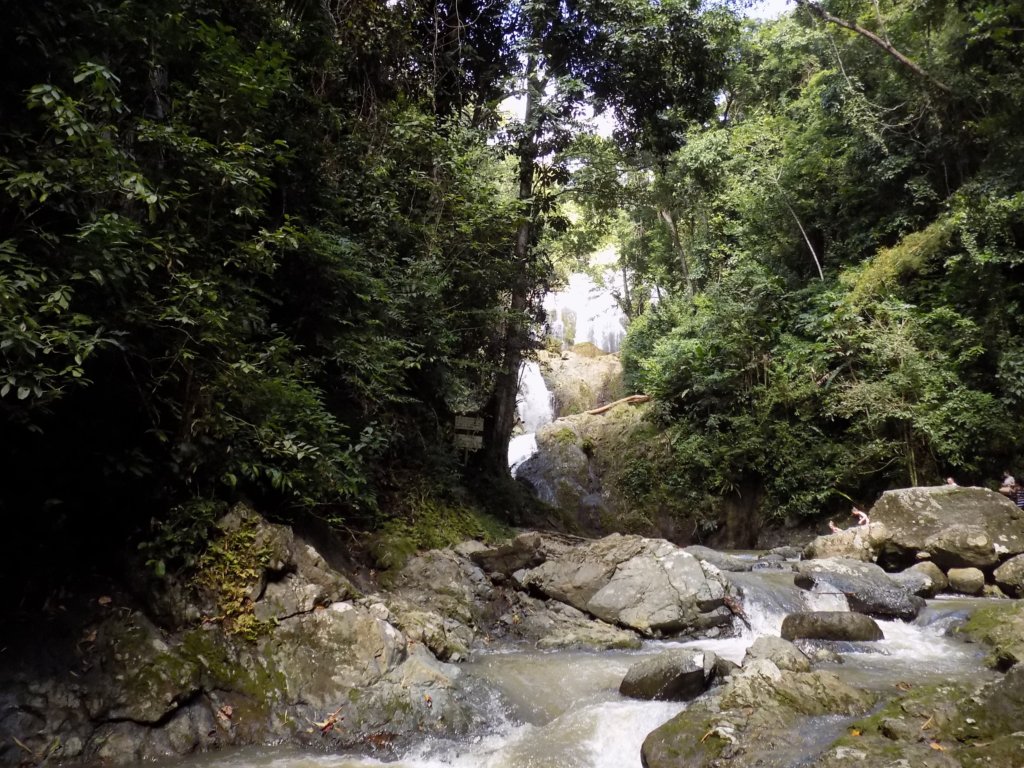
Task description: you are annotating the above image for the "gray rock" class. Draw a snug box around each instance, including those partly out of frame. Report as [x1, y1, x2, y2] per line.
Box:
[619, 649, 717, 701]
[82, 613, 201, 725]
[924, 524, 1000, 569]
[496, 592, 641, 651]
[889, 560, 947, 598]
[994, 553, 1024, 598]
[721, 659, 874, 716]
[521, 534, 730, 636]
[781, 611, 884, 642]
[469, 532, 547, 576]
[269, 602, 408, 708]
[684, 545, 753, 572]
[795, 558, 925, 620]
[946, 567, 985, 595]
[254, 572, 333, 622]
[743, 636, 811, 672]
[765, 546, 802, 560]
[869, 486, 1024, 569]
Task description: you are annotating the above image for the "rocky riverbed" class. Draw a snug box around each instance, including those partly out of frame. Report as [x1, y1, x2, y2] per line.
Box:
[3, 486, 1024, 767]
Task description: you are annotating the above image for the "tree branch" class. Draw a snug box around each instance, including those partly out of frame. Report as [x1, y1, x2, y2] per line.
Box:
[795, 0, 952, 95]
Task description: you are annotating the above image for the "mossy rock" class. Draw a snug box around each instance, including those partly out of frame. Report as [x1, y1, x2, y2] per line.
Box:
[957, 601, 1024, 670]
[641, 708, 725, 768]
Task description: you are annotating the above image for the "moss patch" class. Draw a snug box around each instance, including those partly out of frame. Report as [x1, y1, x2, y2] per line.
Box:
[193, 517, 276, 640]
[370, 487, 511, 571]
[956, 601, 1024, 670]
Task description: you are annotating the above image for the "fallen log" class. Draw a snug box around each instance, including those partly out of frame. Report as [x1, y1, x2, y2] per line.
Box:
[585, 394, 651, 416]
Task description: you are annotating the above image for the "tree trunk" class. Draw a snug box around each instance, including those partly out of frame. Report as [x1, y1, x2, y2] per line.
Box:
[659, 208, 694, 298]
[482, 56, 542, 478]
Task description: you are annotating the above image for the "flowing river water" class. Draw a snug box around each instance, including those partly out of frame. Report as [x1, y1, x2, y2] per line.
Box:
[154, 566, 996, 768]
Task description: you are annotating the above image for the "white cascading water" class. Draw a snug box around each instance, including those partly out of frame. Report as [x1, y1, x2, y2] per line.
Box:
[507, 360, 554, 475]
[544, 272, 628, 354]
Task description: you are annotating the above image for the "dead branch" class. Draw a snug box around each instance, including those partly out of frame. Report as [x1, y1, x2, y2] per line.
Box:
[794, 0, 952, 95]
[585, 395, 651, 416]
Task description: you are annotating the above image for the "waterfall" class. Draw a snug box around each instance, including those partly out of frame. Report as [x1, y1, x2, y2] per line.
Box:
[508, 361, 554, 474]
[544, 272, 628, 354]
[516, 361, 553, 432]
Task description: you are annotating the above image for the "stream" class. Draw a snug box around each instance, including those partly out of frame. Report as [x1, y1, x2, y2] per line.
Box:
[153, 567, 995, 768]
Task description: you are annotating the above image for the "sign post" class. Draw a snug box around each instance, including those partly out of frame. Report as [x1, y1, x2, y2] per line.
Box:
[453, 415, 484, 461]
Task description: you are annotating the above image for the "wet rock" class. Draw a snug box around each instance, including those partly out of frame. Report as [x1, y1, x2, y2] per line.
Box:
[641, 657, 875, 768]
[683, 546, 753, 572]
[319, 646, 477, 751]
[515, 403, 681, 538]
[994, 553, 1024, 598]
[795, 557, 925, 620]
[781, 611, 884, 642]
[367, 597, 473, 662]
[869, 485, 1024, 569]
[958, 601, 1024, 670]
[720, 659, 874, 716]
[495, 591, 641, 651]
[947, 567, 985, 595]
[253, 572, 335, 622]
[713, 656, 740, 680]
[521, 533, 730, 636]
[389, 549, 492, 628]
[765, 546, 802, 560]
[619, 648, 717, 701]
[742, 636, 811, 672]
[803, 523, 889, 562]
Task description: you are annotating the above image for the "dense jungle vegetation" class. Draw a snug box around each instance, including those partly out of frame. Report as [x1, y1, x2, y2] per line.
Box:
[2, 0, 1023, 575]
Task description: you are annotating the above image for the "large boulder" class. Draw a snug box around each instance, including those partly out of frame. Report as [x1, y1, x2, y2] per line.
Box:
[493, 591, 642, 651]
[795, 558, 925, 620]
[994, 554, 1024, 598]
[641, 659, 874, 768]
[868, 486, 1024, 569]
[803, 523, 889, 562]
[520, 534, 730, 636]
[514, 403, 702, 540]
[781, 611, 884, 642]
[619, 649, 717, 701]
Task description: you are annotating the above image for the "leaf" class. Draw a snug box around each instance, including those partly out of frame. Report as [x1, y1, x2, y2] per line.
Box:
[928, 742, 946, 752]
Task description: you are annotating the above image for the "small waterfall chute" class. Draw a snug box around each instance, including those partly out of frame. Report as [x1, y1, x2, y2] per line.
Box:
[508, 360, 554, 474]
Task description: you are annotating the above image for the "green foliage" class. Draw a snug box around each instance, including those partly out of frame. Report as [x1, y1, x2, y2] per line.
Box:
[0, 0, 531, 551]
[193, 516, 276, 640]
[369, 485, 511, 571]
[614, 0, 1024, 529]
[138, 499, 226, 577]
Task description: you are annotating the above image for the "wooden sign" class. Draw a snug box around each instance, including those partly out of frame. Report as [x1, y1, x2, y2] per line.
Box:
[454, 415, 485, 432]
[454, 433, 484, 450]
[453, 414, 484, 454]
